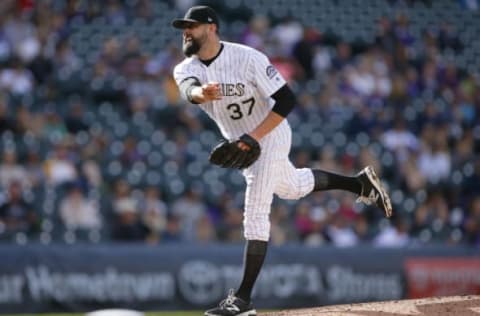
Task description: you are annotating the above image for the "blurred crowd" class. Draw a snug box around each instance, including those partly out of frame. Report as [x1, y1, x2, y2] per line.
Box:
[0, 0, 479, 247]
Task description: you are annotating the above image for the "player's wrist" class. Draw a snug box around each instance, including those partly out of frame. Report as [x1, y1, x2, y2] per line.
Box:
[246, 132, 260, 142]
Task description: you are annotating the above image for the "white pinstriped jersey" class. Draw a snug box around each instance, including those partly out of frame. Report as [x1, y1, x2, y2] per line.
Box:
[173, 41, 315, 242]
[173, 41, 286, 140]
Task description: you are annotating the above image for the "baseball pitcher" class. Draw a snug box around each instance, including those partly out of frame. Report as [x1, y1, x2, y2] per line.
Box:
[172, 6, 392, 316]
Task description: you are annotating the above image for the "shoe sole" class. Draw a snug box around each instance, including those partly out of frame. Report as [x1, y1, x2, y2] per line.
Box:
[364, 166, 393, 218]
[204, 310, 257, 316]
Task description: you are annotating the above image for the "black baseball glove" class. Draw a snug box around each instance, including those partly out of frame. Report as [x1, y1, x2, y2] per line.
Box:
[209, 134, 261, 169]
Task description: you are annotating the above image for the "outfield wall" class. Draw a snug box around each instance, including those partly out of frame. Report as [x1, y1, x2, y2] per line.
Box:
[0, 244, 478, 314]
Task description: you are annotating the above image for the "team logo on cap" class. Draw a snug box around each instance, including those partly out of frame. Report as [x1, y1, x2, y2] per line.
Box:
[208, 17, 212, 22]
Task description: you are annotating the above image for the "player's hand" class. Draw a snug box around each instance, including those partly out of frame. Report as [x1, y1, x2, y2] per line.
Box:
[237, 134, 256, 151]
[209, 134, 261, 169]
[201, 82, 222, 101]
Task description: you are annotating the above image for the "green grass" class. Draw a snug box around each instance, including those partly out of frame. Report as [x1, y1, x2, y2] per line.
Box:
[16, 312, 202, 316]
[15, 311, 277, 316]
[147, 313, 201, 316]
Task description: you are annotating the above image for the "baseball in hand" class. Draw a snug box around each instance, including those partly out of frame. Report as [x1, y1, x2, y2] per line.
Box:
[202, 82, 222, 100]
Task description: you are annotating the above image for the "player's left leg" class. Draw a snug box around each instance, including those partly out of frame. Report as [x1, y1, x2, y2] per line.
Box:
[311, 169, 361, 194]
[274, 161, 392, 217]
[312, 166, 392, 217]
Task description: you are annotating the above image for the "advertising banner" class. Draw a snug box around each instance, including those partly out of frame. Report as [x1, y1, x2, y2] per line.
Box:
[0, 244, 477, 313]
[405, 258, 480, 298]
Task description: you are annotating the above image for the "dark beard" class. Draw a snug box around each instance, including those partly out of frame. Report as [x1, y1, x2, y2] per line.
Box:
[183, 39, 200, 57]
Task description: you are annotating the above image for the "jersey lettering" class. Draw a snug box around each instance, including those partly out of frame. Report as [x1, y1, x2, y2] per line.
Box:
[227, 103, 243, 120]
[220, 83, 245, 97]
[227, 97, 256, 120]
[243, 97, 255, 115]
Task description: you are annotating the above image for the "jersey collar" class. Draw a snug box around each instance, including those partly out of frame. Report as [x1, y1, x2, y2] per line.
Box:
[199, 43, 224, 67]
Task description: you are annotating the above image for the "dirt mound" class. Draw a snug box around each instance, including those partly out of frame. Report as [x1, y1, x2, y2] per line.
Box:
[260, 295, 480, 316]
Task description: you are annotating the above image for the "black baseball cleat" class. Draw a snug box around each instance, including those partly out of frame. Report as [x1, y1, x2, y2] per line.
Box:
[205, 290, 256, 316]
[356, 166, 393, 218]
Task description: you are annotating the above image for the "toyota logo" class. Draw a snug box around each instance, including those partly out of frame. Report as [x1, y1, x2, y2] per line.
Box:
[178, 261, 223, 305]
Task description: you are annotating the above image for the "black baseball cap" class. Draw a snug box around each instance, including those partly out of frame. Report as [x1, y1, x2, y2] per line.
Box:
[172, 6, 219, 29]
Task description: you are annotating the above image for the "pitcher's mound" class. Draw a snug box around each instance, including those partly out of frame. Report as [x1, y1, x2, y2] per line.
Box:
[261, 295, 480, 316]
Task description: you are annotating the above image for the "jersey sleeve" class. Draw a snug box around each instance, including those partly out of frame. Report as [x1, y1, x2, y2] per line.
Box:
[248, 50, 286, 98]
[173, 61, 204, 104]
[173, 62, 201, 87]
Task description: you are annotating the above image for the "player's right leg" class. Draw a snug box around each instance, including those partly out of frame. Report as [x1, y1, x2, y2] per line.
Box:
[205, 157, 276, 316]
[204, 289, 256, 316]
